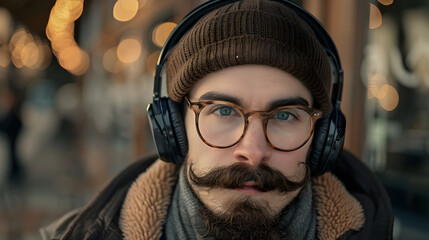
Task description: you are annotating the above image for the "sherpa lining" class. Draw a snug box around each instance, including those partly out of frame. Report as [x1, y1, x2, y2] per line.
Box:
[120, 160, 364, 240]
[120, 159, 179, 240]
[313, 172, 365, 240]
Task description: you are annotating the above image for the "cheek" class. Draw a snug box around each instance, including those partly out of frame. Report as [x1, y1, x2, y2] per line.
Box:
[185, 111, 232, 170]
[269, 139, 312, 176]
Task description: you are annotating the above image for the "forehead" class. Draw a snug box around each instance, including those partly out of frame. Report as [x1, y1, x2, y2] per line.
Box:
[188, 65, 313, 109]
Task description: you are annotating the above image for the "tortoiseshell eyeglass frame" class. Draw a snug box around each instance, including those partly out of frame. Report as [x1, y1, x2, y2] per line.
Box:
[184, 96, 323, 152]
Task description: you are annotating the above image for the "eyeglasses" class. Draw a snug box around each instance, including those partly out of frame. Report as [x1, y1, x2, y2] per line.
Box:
[185, 97, 323, 152]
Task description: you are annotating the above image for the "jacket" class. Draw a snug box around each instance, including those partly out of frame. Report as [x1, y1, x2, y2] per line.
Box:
[40, 150, 394, 240]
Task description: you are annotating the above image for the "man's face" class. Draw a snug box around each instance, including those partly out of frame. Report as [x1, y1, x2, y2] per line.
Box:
[185, 64, 314, 219]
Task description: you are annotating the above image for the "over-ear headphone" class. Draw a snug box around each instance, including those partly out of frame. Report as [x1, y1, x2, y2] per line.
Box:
[147, 0, 346, 176]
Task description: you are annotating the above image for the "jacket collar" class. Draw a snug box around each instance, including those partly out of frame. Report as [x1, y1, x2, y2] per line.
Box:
[120, 159, 364, 240]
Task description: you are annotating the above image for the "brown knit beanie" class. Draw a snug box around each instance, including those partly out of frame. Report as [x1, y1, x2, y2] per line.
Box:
[166, 0, 332, 116]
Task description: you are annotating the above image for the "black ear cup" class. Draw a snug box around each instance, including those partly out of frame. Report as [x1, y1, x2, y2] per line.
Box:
[309, 117, 330, 173]
[167, 98, 188, 157]
[309, 107, 346, 176]
[147, 97, 188, 164]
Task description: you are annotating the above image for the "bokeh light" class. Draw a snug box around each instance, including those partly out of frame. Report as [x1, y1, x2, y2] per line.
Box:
[37, 43, 53, 70]
[9, 28, 47, 69]
[58, 45, 82, 71]
[46, 0, 88, 75]
[377, 0, 394, 6]
[9, 28, 27, 51]
[369, 3, 382, 29]
[21, 42, 39, 68]
[377, 84, 399, 111]
[113, 0, 139, 22]
[117, 38, 141, 63]
[0, 8, 13, 43]
[152, 22, 177, 47]
[0, 46, 11, 68]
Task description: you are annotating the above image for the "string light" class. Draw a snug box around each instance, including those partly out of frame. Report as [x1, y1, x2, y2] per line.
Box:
[152, 22, 177, 47]
[117, 38, 142, 63]
[113, 0, 139, 22]
[46, 0, 89, 75]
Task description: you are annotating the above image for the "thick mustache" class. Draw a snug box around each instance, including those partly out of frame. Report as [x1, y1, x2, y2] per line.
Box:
[188, 162, 310, 193]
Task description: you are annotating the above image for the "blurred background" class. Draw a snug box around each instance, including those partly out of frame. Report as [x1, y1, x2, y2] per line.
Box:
[0, 0, 428, 239]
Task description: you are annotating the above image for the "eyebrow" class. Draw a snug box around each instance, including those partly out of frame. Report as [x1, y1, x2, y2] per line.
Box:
[198, 92, 242, 105]
[267, 97, 310, 110]
[198, 91, 310, 109]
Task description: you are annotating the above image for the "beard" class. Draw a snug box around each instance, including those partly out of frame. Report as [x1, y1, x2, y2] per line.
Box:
[199, 198, 283, 240]
[188, 161, 310, 240]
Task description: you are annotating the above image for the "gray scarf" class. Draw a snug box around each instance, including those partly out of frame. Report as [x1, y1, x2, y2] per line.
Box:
[164, 164, 316, 239]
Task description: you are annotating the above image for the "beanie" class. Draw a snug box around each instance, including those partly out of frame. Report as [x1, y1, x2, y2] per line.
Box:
[166, 0, 332, 116]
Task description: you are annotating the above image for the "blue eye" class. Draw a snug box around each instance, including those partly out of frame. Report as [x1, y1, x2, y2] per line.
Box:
[275, 111, 291, 120]
[218, 106, 232, 116]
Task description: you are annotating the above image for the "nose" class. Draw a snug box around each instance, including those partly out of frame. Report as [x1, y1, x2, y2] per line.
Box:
[233, 116, 271, 166]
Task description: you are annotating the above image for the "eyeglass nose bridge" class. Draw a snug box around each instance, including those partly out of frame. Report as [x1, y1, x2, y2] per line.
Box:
[240, 111, 277, 149]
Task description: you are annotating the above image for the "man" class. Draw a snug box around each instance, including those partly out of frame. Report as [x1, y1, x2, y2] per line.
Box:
[41, 0, 393, 239]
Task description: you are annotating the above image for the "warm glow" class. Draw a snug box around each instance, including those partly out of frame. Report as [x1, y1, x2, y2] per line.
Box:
[50, 8, 71, 30]
[72, 50, 90, 76]
[103, 47, 122, 73]
[11, 49, 23, 68]
[51, 38, 75, 55]
[113, 0, 139, 22]
[21, 42, 40, 68]
[8, 27, 51, 70]
[152, 22, 177, 47]
[146, 51, 160, 75]
[59, 0, 84, 21]
[0, 47, 10, 68]
[48, 14, 71, 33]
[37, 44, 52, 70]
[369, 3, 382, 29]
[377, 0, 394, 6]
[377, 84, 399, 111]
[46, 0, 89, 74]
[59, 46, 83, 70]
[9, 28, 27, 50]
[0, 8, 12, 43]
[58, 46, 89, 75]
[117, 38, 141, 63]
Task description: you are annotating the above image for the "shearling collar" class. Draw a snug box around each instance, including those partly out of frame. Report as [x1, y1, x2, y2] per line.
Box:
[119, 159, 364, 240]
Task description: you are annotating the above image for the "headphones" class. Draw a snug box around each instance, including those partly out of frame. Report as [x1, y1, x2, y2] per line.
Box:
[147, 0, 346, 177]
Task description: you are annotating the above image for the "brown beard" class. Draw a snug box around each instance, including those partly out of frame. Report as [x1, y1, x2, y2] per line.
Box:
[188, 162, 310, 239]
[199, 198, 284, 240]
